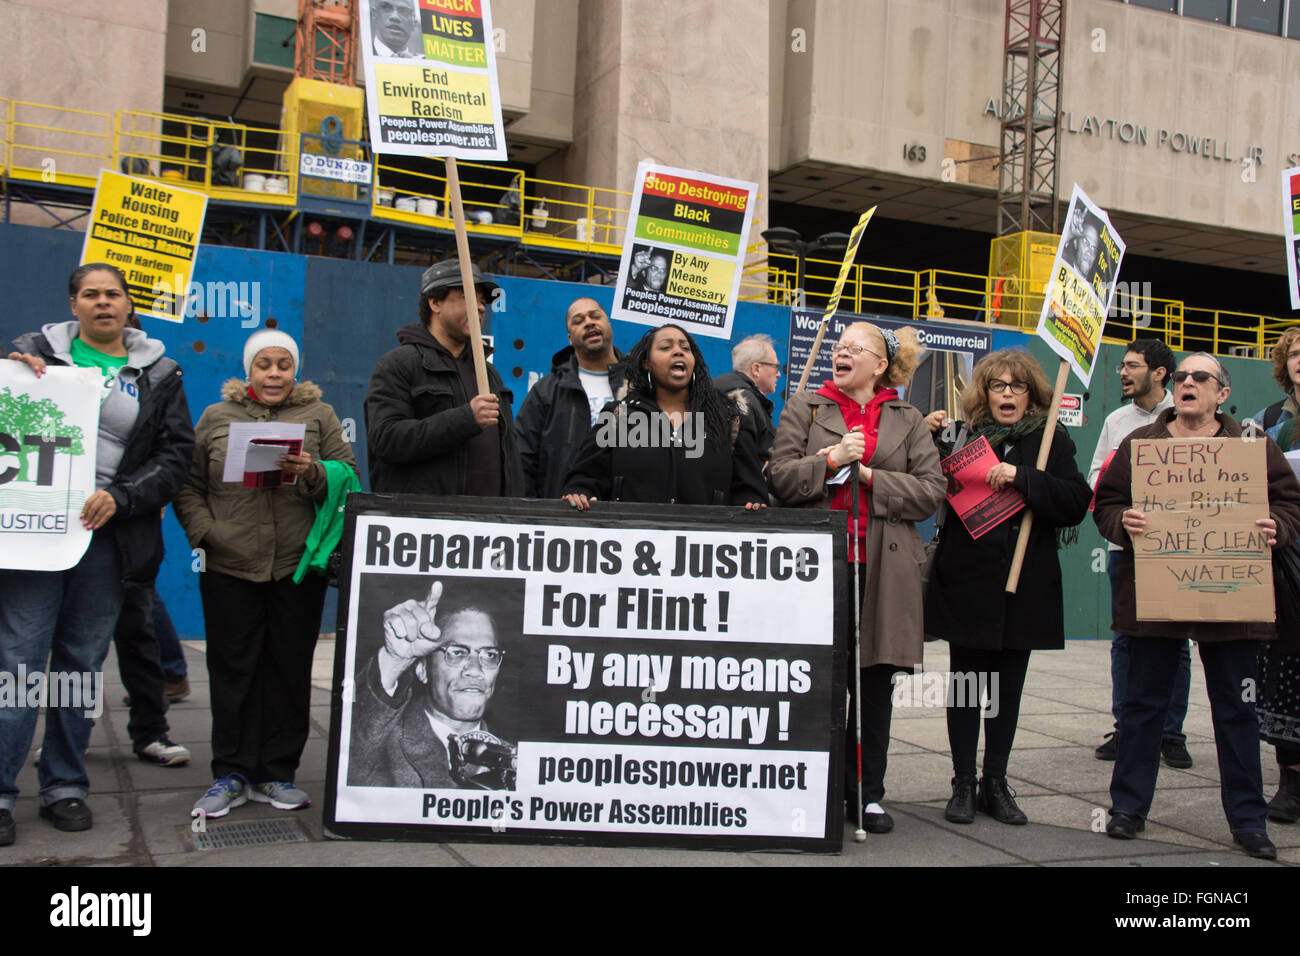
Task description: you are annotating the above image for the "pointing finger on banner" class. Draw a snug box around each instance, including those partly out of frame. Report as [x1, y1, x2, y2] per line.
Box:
[422, 581, 444, 637]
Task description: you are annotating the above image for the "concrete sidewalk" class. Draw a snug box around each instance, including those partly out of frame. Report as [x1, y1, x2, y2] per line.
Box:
[1, 638, 1293, 866]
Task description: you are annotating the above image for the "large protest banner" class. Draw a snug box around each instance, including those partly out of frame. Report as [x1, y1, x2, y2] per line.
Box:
[1285, 166, 1300, 311]
[611, 162, 759, 340]
[786, 309, 993, 415]
[80, 171, 208, 323]
[1035, 184, 1126, 388]
[1131, 438, 1273, 622]
[325, 496, 845, 852]
[0, 363, 102, 571]
[359, 0, 507, 160]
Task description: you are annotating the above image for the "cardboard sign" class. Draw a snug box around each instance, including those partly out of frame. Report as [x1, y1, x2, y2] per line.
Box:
[0, 363, 103, 571]
[80, 171, 208, 323]
[1131, 438, 1273, 622]
[325, 495, 846, 852]
[359, 0, 507, 160]
[611, 162, 758, 340]
[940, 435, 1026, 539]
[1035, 184, 1126, 387]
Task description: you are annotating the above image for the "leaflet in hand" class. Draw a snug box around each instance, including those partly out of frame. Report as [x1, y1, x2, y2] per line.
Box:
[940, 435, 1026, 539]
[222, 422, 306, 488]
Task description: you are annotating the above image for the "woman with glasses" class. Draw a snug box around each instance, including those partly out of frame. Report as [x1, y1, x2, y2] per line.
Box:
[770, 322, 945, 834]
[925, 348, 1091, 826]
[1094, 352, 1300, 859]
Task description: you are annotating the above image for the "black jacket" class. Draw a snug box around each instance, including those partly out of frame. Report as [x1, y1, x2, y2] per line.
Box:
[713, 370, 776, 466]
[924, 422, 1091, 651]
[365, 323, 523, 496]
[514, 345, 626, 498]
[11, 328, 194, 583]
[562, 391, 769, 506]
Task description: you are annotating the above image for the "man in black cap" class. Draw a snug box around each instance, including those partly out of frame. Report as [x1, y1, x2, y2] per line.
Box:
[365, 259, 523, 496]
[513, 296, 626, 498]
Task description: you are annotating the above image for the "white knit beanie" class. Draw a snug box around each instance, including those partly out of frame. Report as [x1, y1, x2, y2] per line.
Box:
[242, 329, 300, 377]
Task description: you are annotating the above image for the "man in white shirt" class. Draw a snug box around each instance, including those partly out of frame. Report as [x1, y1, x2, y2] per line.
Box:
[514, 297, 626, 497]
[1087, 338, 1192, 770]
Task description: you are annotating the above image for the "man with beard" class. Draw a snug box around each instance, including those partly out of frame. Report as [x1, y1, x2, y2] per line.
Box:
[514, 296, 626, 497]
[1086, 338, 1192, 770]
[349, 582, 514, 790]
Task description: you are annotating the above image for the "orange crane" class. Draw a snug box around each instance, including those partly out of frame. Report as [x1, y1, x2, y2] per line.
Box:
[295, 0, 359, 85]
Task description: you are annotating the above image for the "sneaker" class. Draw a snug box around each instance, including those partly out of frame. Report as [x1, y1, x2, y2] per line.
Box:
[1095, 732, 1117, 761]
[135, 736, 191, 767]
[0, 809, 14, 846]
[1161, 738, 1193, 770]
[192, 775, 247, 819]
[248, 781, 310, 811]
[164, 676, 191, 703]
[944, 774, 977, 824]
[39, 797, 93, 832]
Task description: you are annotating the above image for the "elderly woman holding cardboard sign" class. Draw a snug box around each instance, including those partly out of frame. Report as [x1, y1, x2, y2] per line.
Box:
[1094, 352, 1300, 860]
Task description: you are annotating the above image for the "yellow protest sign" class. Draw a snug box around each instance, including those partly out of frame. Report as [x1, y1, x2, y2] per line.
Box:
[79, 171, 208, 323]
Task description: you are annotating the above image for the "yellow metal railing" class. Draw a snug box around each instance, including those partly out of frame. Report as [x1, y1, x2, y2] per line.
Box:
[5, 100, 112, 187]
[2, 98, 1293, 355]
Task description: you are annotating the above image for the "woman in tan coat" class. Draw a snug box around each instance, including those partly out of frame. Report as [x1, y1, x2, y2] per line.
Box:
[770, 322, 945, 834]
[175, 329, 357, 821]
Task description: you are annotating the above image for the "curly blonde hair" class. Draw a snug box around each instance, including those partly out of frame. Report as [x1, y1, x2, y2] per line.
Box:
[1271, 327, 1300, 394]
[960, 348, 1054, 427]
[841, 322, 925, 388]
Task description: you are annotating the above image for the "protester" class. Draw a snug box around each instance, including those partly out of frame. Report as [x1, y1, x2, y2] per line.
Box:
[1252, 325, 1300, 440]
[176, 329, 358, 819]
[562, 324, 768, 509]
[924, 348, 1091, 826]
[1263, 416, 1300, 824]
[1, 263, 193, 845]
[1085, 339, 1190, 768]
[514, 296, 625, 498]
[1094, 353, 1300, 859]
[110, 313, 190, 769]
[769, 322, 944, 833]
[715, 333, 780, 469]
[366, 259, 522, 496]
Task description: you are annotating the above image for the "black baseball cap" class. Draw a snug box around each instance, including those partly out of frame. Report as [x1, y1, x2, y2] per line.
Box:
[420, 258, 499, 297]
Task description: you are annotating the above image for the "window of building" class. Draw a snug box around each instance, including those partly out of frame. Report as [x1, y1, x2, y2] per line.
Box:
[1182, 0, 1231, 23]
[1128, 0, 1178, 11]
[1236, 0, 1285, 33]
[1290, 2, 1300, 37]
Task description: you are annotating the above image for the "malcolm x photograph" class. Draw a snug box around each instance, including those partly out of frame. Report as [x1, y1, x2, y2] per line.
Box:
[345, 575, 522, 791]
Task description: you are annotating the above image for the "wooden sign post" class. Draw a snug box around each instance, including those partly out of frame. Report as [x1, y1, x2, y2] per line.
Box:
[445, 156, 490, 397]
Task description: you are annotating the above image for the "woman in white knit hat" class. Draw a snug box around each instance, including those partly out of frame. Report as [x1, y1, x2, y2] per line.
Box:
[175, 328, 358, 819]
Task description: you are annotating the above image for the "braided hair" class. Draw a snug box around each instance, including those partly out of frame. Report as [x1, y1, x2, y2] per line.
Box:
[624, 324, 734, 443]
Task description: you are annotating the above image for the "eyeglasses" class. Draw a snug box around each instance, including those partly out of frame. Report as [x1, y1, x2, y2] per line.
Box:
[831, 344, 881, 358]
[988, 379, 1030, 395]
[1171, 370, 1223, 387]
[435, 645, 505, 669]
[1114, 362, 1148, 373]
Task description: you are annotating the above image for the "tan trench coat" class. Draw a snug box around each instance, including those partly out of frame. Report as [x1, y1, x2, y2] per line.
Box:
[770, 391, 946, 669]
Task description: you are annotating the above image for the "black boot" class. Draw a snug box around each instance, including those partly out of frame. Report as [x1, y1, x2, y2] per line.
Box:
[978, 776, 1028, 825]
[1268, 767, 1300, 824]
[944, 774, 977, 824]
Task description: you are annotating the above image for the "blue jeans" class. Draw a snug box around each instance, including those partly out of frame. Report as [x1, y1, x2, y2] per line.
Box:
[1111, 636, 1267, 833]
[0, 531, 123, 809]
[1107, 551, 1190, 743]
[152, 587, 186, 679]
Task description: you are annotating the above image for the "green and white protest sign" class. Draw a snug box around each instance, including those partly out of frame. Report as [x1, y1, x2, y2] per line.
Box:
[0, 362, 102, 571]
